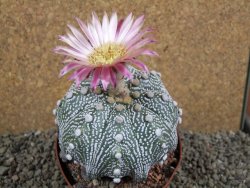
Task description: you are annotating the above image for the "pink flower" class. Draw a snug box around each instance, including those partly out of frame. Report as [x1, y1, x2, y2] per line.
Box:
[54, 12, 158, 90]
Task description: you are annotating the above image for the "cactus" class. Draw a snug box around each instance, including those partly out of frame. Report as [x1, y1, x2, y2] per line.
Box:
[54, 66, 182, 183]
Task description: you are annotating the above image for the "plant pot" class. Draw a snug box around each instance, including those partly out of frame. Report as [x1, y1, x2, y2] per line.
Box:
[54, 130, 182, 188]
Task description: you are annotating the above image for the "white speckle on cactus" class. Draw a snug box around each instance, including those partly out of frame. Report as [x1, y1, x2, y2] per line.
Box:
[56, 100, 61, 106]
[115, 104, 125, 112]
[131, 91, 140, 98]
[163, 154, 168, 160]
[115, 116, 123, 124]
[173, 101, 178, 106]
[74, 129, 81, 136]
[66, 91, 73, 99]
[159, 160, 164, 165]
[80, 87, 88, 95]
[162, 143, 167, 149]
[155, 128, 162, 137]
[145, 114, 153, 122]
[114, 134, 123, 142]
[113, 169, 121, 176]
[178, 117, 182, 124]
[52, 109, 56, 115]
[178, 108, 183, 116]
[146, 91, 154, 98]
[85, 114, 93, 122]
[141, 72, 148, 79]
[131, 79, 140, 86]
[162, 93, 169, 101]
[66, 154, 72, 161]
[68, 143, 75, 149]
[113, 178, 121, 184]
[74, 160, 77, 164]
[95, 103, 104, 110]
[134, 103, 142, 111]
[115, 152, 122, 159]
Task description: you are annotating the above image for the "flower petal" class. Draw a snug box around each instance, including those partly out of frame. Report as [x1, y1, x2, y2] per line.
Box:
[60, 63, 81, 77]
[127, 59, 149, 72]
[114, 63, 133, 79]
[110, 68, 117, 87]
[102, 12, 109, 43]
[91, 68, 102, 89]
[92, 12, 103, 44]
[116, 13, 133, 42]
[109, 12, 118, 42]
[101, 67, 111, 90]
[75, 68, 92, 86]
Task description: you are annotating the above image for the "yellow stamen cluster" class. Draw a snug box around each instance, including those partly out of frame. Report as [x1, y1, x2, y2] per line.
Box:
[88, 43, 126, 66]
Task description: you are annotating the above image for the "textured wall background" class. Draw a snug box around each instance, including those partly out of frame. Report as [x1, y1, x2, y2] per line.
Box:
[0, 0, 249, 133]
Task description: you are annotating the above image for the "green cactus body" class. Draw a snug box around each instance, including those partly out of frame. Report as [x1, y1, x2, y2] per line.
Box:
[55, 66, 181, 183]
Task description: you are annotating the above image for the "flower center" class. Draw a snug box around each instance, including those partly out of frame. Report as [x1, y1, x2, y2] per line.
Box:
[88, 43, 126, 66]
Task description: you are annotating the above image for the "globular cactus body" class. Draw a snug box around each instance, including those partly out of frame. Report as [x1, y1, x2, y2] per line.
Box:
[55, 66, 181, 182]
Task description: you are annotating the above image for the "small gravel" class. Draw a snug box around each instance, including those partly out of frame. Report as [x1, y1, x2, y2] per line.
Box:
[0, 129, 249, 188]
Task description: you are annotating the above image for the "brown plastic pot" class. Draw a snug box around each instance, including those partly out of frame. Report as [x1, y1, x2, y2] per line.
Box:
[54, 130, 182, 188]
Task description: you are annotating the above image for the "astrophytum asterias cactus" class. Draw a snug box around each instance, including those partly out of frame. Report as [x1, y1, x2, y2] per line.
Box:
[54, 66, 182, 183]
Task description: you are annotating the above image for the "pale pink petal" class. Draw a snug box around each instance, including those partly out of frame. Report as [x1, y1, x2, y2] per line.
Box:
[69, 68, 84, 80]
[122, 15, 144, 44]
[116, 19, 123, 36]
[123, 48, 147, 59]
[109, 12, 118, 42]
[76, 17, 96, 46]
[101, 67, 111, 90]
[126, 59, 149, 72]
[67, 24, 92, 51]
[125, 28, 153, 49]
[92, 12, 104, 44]
[60, 63, 81, 77]
[116, 13, 133, 42]
[102, 12, 109, 43]
[91, 68, 102, 89]
[88, 24, 101, 47]
[127, 38, 156, 51]
[54, 46, 88, 61]
[75, 68, 92, 86]
[141, 49, 159, 57]
[114, 63, 133, 79]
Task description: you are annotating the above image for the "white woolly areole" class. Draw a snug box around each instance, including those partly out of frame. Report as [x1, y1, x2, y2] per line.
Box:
[95, 103, 104, 110]
[162, 143, 167, 149]
[159, 160, 164, 165]
[56, 100, 61, 106]
[66, 154, 72, 161]
[141, 72, 148, 79]
[178, 117, 182, 124]
[134, 103, 142, 111]
[115, 152, 122, 159]
[69, 143, 75, 149]
[162, 94, 169, 101]
[173, 101, 178, 106]
[66, 91, 73, 99]
[54, 119, 58, 125]
[114, 134, 123, 142]
[146, 91, 154, 98]
[85, 114, 93, 122]
[52, 109, 56, 115]
[113, 169, 121, 176]
[163, 154, 168, 161]
[155, 128, 162, 137]
[113, 178, 121, 184]
[145, 114, 153, 122]
[115, 116, 124, 124]
[75, 129, 81, 136]
[179, 108, 183, 116]
[80, 87, 88, 95]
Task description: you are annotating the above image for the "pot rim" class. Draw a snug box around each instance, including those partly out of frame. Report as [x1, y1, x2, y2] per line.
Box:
[54, 130, 182, 188]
